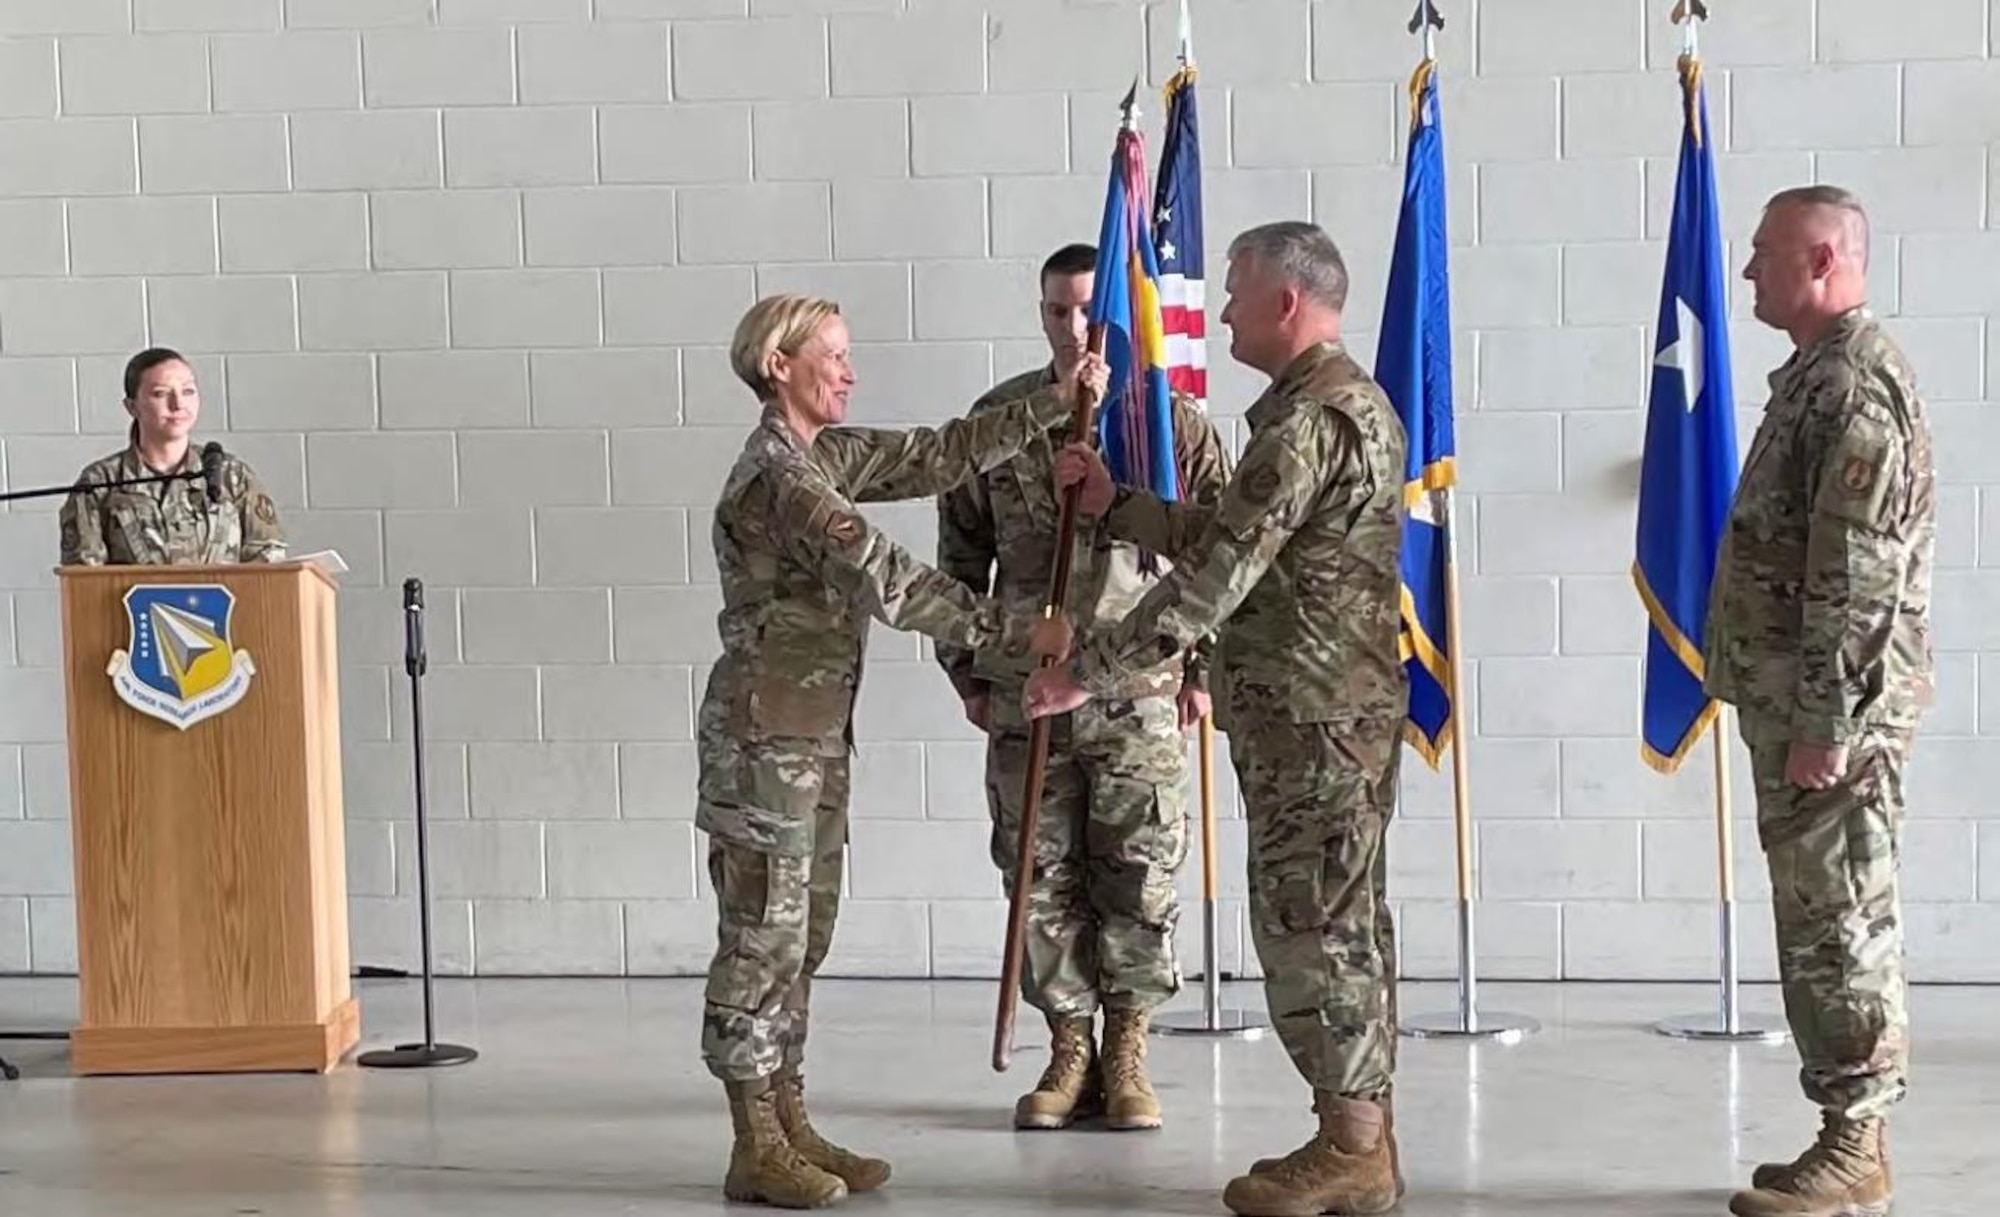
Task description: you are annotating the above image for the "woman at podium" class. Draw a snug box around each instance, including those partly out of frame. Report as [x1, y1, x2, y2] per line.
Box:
[59, 347, 287, 566]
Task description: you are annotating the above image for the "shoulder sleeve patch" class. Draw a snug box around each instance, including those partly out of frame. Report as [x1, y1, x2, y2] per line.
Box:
[1814, 408, 1903, 530]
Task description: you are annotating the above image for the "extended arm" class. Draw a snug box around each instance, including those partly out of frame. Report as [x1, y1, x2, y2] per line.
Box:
[774, 469, 1030, 655]
[1072, 418, 1341, 696]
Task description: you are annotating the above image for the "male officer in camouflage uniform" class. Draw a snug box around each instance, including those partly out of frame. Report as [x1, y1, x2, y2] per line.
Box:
[1706, 187, 1934, 1217]
[1027, 221, 1409, 1217]
[936, 242, 1231, 1132]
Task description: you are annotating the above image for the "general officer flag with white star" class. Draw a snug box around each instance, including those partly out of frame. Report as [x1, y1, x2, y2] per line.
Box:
[1633, 55, 1739, 773]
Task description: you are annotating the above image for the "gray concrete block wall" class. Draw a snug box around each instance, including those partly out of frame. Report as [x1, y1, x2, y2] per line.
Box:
[1, 0, 1996, 983]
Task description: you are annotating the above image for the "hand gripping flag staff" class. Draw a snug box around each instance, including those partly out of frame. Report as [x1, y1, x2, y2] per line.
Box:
[1384, 0, 1539, 1046]
[1149, 0, 1270, 1046]
[1640, 0, 1787, 1047]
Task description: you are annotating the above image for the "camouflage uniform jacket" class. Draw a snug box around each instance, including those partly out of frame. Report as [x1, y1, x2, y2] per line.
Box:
[59, 445, 286, 566]
[935, 365, 1233, 702]
[703, 389, 1072, 753]
[1704, 306, 1936, 747]
[1069, 341, 1409, 734]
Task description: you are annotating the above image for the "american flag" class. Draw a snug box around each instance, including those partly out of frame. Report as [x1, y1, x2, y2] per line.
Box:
[1152, 53, 1205, 411]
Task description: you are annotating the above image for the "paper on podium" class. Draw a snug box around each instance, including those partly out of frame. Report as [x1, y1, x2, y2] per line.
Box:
[294, 550, 348, 576]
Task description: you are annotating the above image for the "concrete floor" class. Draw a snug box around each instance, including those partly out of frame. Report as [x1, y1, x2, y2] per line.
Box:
[0, 978, 1993, 1215]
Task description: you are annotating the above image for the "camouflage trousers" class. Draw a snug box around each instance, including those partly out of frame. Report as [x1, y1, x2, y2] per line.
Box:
[695, 710, 849, 1085]
[1743, 714, 1912, 1122]
[1231, 717, 1400, 1099]
[984, 690, 1191, 1018]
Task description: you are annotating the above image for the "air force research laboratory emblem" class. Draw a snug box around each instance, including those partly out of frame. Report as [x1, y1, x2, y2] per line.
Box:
[107, 585, 257, 731]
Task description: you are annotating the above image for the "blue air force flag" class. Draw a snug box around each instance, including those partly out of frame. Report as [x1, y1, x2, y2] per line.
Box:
[1377, 64, 1457, 768]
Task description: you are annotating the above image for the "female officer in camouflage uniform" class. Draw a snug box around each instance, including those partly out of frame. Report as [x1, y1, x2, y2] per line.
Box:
[698, 293, 1100, 1209]
[59, 347, 285, 566]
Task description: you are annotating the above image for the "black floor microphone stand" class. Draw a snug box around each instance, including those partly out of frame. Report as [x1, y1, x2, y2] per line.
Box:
[357, 578, 477, 1070]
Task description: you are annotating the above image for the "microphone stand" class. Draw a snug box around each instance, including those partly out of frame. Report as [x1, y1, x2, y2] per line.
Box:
[1, 440, 228, 507]
[0, 468, 206, 505]
[357, 578, 477, 1070]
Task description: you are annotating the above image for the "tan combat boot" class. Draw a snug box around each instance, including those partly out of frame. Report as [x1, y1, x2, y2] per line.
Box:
[1222, 1092, 1399, 1217]
[723, 1079, 848, 1210]
[772, 1068, 891, 1192]
[1101, 1007, 1163, 1131]
[1750, 1111, 1892, 1193]
[1249, 1088, 1404, 1201]
[1728, 1116, 1891, 1217]
[1014, 1014, 1102, 1130]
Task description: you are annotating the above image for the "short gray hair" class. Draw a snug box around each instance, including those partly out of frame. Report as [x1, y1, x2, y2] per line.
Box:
[1766, 184, 1870, 267]
[1766, 184, 1867, 217]
[1226, 221, 1349, 311]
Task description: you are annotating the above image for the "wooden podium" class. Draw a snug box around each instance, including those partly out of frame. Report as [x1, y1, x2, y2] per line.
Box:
[56, 561, 358, 1075]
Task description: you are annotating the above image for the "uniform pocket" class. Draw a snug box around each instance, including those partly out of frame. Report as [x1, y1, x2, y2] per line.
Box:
[704, 845, 811, 1012]
[746, 675, 851, 740]
[696, 738, 825, 858]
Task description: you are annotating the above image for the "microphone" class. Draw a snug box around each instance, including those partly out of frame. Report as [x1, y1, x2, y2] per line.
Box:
[201, 441, 226, 504]
[402, 577, 427, 678]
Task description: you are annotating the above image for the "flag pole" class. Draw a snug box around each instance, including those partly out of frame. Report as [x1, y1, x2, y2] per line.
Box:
[1158, 712, 1268, 1040]
[1650, 1, 1788, 1047]
[1394, 0, 1537, 1047]
[1652, 712, 1784, 1046]
[1402, 485, 1536, 1044]
[1152, 0, 1267, 1044]
[991, 83, 1126, 1074]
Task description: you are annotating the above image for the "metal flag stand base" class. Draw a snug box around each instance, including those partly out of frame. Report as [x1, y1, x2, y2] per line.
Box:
[1156, 901, 1269, 1041]
[1655, 1017, 1789, 1045]
[358, 579, 478, 1073]
[1400, 900, 1540, 1045]
[1651, 853, 1789, 1045]
[1157, 1008, 1269, 1039]
[1652, 905, 1788, 1044]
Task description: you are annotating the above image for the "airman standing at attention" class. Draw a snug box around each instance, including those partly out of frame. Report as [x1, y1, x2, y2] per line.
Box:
[1707, 186, 1935, 1217]
[936, 241, 1231, 1134]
